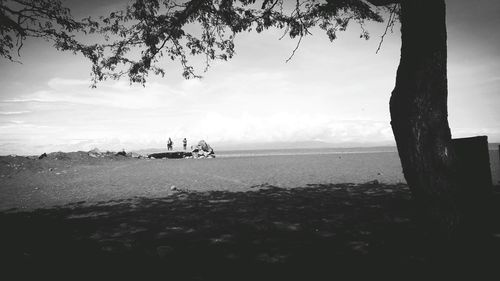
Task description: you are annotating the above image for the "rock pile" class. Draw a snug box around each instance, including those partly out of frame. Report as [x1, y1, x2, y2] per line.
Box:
[127, 152, 142, 158]
[88, 148, 103, 158]
[115, 150, 127, 157]
[88, 148, 145, 159]
[191, 140, 215, 158]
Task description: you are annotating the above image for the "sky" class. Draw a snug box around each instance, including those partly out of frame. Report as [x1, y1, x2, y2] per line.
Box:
[0, 0, 499, 155]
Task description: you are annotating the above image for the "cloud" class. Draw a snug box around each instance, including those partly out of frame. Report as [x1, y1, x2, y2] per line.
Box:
[47, 77, 89, 89]
[160, 111, 393, 145]
[0, 66, 398, 155]
[0, 111, 30, 115]
[2, 98, 48, 103]
[1, 79, 184, 109]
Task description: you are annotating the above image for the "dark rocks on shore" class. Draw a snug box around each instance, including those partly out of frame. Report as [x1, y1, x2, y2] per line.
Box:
[88, 148, 103, 158]
[9, 149, 148, 161]
[47, 151, 72, 160]
[146, 140, 216, 159]
[6, 143, 217, 162]
[148, 152, 193, 159]
[88, 148, 119, 158]
[115, 150, 127, 157]
[127, 152, 142, 158]
[88, 149, 146, 159]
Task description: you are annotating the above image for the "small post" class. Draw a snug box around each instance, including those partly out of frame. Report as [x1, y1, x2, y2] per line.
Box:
[453, 136, 493, 192]
[452, 136, 493, 235]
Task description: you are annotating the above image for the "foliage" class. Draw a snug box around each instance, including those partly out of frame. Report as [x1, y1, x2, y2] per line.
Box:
[0, 0, 97, 61]
[1, 0, 390, 86]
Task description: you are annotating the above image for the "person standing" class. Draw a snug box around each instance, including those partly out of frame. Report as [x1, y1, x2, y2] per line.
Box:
[167, 137, 173, 151]
[183, 138, 187, 150]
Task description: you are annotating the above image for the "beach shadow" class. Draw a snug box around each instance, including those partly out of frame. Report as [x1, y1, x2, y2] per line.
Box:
[1, 183, 500, 280]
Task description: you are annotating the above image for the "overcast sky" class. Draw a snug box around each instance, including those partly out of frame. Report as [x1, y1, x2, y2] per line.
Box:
[0, 0, 499, 155]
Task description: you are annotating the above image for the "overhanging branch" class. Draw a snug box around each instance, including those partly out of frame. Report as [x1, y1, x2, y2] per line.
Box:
[366, 0, 400, 6]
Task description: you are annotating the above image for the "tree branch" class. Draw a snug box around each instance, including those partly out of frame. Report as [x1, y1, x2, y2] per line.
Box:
[366, 0, 400, 6]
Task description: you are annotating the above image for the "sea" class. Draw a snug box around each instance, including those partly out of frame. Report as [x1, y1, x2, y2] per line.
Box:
[216, 146, 398, 158]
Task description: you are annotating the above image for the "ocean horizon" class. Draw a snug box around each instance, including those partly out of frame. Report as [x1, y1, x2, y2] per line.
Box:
[135, 143, 499, 159]
[215, 146, 399, 158]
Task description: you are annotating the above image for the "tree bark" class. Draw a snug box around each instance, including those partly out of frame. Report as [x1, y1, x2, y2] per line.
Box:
[390, 0, 461, 236]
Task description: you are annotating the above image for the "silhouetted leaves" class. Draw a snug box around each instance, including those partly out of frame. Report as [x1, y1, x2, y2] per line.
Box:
[0, 0, 89, 61]
[1, 0, 388, 86]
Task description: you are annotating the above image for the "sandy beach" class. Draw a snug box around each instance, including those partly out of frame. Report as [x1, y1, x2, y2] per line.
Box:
[1, 149, 499, 211]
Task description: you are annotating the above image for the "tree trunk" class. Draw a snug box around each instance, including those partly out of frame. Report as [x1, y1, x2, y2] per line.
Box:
[390, 0, 461, 236]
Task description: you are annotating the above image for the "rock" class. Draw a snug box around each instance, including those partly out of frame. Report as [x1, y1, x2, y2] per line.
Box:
[38, 153, 47, 159]
[148, 152, 191, 159]
[191, 140, 215, 158]
[88, 148, 102, 158]
[115, 150, 127, 157]
[48, 151, 70, 160]
[170, 185, 178, 191]
[127, 152, 142, 158]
